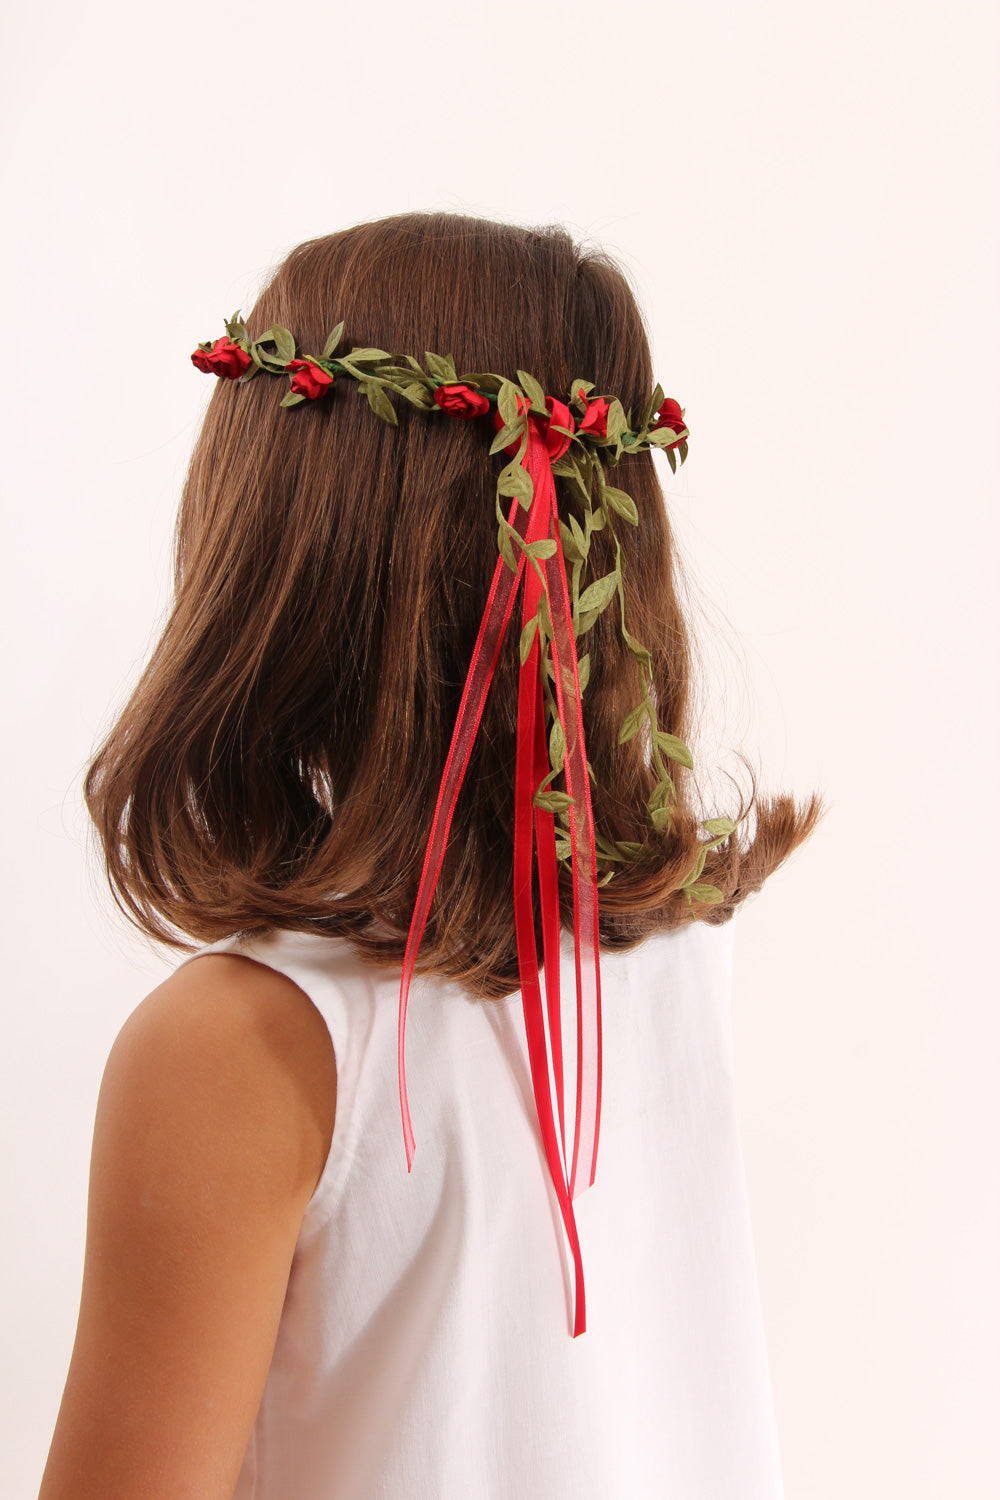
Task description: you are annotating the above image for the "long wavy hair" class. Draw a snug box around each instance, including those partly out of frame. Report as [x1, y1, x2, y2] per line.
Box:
[84, 212, 821, 998]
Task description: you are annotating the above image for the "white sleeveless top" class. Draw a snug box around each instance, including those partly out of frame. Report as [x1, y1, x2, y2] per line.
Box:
[179, 917, 786, 1499]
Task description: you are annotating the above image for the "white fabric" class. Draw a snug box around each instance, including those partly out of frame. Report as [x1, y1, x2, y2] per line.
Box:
[179, 917, 785, 1499]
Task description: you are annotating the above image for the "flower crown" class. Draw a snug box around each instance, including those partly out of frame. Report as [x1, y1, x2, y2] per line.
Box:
[191, 314, 731, 892]
[193, 312, 689, 456]
[192, 309, 738, 1339]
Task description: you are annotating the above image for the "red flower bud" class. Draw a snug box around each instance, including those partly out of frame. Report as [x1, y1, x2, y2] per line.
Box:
[433, 383, 490, 420]
[578, 392, 611, 439]
[650, 397, 686, 443]
[190, 336, 252, 380]
[285, 359, 334, 400]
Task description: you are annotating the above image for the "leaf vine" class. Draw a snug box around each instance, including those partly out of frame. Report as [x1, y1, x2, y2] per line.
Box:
[193, 314, 743, 904]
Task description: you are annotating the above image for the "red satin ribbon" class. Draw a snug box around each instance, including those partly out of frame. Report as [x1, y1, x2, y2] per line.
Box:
[398, 407, 603, 1337]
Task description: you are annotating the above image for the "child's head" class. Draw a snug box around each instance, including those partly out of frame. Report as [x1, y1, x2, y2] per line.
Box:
[86, 212, 819, 995]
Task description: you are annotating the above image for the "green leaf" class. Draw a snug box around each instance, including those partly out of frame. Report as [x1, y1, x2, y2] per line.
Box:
[549, 719, 566, 771]
[269, 324, 296, 364]
[534, 789, 575, 813]
[400, 381, 435, 408]
[647, 424, 687, 448]
[365, 381, 398, 426]
[497, 458, 533, 505]
[460, 371, 503, 393]
[618, 699, 650, 744]
[535, 765, 557, 797]
[576, 572, 618, 616]
[497, 521, 517, 573]
[576, 653, 590, 694]
[490, 420, 524, 456]
[321, 321, 345, 359]
[349, 347, 392, 364]
[497, 380, 522, 428]
[606, 399, 628, 444]
[648, 780, 675, 814]
[558, 519, 584, 562]
[551, 454, 589, 501]
[650, 805, 672, 832]
[621, 626, 652, 671]
[681, 847, 708, 888]
[641, 382, 665, 432]
[655, 731, 694, 769]
[279, 390, 307, 407]
[687, 882, 724, 905]
[523, 538, 556, 560]
[519, 615, 539, 665]
[424, 350, 457, 382]
[568, 513, 588, 558]
[253, 344, 289, 371]
[702, 817, 736, 838]
[516, 369, 547, 414]
[604, 485, 638, 525]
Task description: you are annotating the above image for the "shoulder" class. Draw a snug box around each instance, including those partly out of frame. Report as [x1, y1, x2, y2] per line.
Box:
[38, 952, 337, 1498]
[105, 948, 338, 1207]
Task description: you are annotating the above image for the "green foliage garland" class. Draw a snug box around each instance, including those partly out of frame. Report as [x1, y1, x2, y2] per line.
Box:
[192, 315, 743, 906]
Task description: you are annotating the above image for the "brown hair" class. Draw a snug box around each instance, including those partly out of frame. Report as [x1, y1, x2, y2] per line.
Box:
[84, 212, 821, 998]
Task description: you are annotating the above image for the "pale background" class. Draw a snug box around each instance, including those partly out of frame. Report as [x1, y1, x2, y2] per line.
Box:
[2, 2, 997, 1495]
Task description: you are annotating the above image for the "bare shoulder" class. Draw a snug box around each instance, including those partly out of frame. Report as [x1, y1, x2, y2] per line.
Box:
[38, 951, 337, 1499]
[111, 950, 338, 1202]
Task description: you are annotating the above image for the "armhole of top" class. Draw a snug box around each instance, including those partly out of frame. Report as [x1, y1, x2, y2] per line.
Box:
[171, 935, 348, 1240]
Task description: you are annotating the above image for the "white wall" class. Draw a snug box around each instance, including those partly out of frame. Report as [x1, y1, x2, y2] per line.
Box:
[3, 3, 997, 1495]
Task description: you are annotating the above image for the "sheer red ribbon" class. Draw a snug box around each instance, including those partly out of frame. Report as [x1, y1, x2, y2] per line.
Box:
[398, 408, 603, 1337]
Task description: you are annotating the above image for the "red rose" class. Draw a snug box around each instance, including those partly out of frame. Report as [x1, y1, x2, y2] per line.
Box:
[650, 397, 686, 441]
[286, 358, 334, 400]
[578, 392, 610, 439]
[191, 336, 252, 379]
[433, 383, 490, 420]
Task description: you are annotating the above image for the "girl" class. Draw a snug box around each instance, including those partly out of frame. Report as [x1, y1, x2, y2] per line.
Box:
[40, 212, 820, 1499]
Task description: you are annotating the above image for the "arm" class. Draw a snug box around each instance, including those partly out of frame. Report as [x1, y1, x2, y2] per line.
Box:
[38, 953, 337, 1500]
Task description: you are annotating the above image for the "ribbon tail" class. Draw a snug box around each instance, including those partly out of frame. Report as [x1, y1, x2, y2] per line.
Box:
[533, 667, 567, 1169]
[540, 473, 603, 1198]
[398, 496, 529, 1167]
[514, 449, 586, 1334]
[399, 413, 599, 1335]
